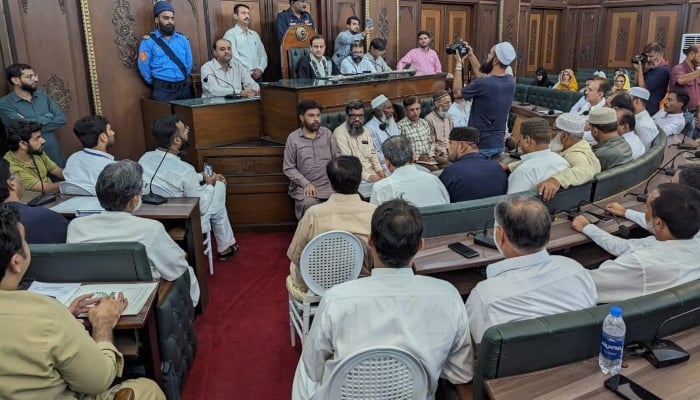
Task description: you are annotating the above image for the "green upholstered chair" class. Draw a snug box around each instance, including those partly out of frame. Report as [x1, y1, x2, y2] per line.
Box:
[516, 77, 532, 86]
[472, 279, 700, 399]
[288, 47, 311, 79]
[420, 194, 505, 237]
[320, 111, 347, 132]
[514, 84, 529, 103]
[420, 97, 435, 118]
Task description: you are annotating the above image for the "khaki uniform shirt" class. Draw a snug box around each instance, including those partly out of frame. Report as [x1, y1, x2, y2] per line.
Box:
[332, 123, 382, 180]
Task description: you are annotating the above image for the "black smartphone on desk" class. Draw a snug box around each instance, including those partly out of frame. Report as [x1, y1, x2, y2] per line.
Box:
[448, 242, 480, 258]
[604, 375, 661, 400]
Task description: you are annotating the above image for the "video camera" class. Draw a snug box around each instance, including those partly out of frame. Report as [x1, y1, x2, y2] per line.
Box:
[446, 41, 469, 56]
[631, 53, 648, 65]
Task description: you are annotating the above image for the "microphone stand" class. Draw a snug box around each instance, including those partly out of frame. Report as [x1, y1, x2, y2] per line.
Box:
[633, 150, 693, 202]
[202, 73, 241, 100]
[142, 149, 170, 205]
[26, 155, 58, 207]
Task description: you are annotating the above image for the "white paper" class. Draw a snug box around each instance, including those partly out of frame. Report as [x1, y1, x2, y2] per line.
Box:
[49, 196, 104, 214]
[28, 281, 80, 304]
[64, 282, 158, 316]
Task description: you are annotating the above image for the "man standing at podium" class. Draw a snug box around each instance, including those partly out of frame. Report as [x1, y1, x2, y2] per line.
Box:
[275, 0, 315, 42]
[138, 1, 193, 101]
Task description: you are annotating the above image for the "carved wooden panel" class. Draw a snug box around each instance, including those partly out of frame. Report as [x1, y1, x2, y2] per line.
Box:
[369, 0, 399, 66]
[641, 7, 681, 64]
[4, 0, 91, 160]
[516, 7, 530, 77]
[541, 12, 559, 71]
[420, 6, 441, 48]
[527, 13, 542, 71]
[575, 8, 600, 68]
[688, 4, 700, 34]
[329, 0, 363, 53]
[445, 6, 470, 73]
[474, 2, 498, 64]
[605, 10, 639, 67]
[398, 1, 418, 64]
[561, 9, 579, 69]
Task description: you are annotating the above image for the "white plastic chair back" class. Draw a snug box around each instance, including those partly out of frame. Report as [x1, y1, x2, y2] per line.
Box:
[300, 230, 364, 296]
[59, 181, 93, 196]
[326, 346, 429, 400]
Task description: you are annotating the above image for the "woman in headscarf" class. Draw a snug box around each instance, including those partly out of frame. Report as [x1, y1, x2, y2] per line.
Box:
[611, 73, 631, 93]
[553, 69, 579, 92]
[531, 67, 553, 88]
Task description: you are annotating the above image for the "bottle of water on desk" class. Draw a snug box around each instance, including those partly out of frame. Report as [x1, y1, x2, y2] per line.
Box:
[599, 305, 626, 375]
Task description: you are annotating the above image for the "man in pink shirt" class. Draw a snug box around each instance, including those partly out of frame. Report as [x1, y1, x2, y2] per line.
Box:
[396, 31, 442, 75]
[670, 44, 700, 112]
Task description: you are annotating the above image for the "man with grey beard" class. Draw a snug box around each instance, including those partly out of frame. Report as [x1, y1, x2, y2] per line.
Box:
[332, 99, 385, 183]
[365, 94, 400, 175]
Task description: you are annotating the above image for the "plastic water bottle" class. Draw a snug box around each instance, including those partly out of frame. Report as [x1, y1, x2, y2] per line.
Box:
[599, 306, 626, 375]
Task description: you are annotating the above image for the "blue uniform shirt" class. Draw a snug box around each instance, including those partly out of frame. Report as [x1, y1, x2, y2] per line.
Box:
[275, 8, 315, 41]
[138, 30, 193, 84]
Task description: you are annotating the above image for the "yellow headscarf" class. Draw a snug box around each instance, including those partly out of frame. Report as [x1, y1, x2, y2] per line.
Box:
[613, 74, 631, 92]
[554, 69, 578, 92]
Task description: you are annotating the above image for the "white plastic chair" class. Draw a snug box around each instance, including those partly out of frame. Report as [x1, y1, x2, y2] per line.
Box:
[326, 346, 429, 400]
[289, 230, 364, 347]
[150, 182, 214, 275]
[59, 181, 94, 196]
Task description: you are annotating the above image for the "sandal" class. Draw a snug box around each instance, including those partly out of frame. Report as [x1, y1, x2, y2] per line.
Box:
[217, 243, 240, 261]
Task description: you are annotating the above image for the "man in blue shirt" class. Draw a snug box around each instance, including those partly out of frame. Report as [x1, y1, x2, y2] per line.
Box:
[460, 42, 517, 158]
[439, 127, 507, 202]
[0, 63, 67, 167]
[0, 158, 68, 244]
[138, 1, 193, 101]
[275, 0, 315, 42]
[633, 42, 670, 116]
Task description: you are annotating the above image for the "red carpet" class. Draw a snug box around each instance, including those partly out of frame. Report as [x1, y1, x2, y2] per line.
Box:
[182, 232, 300, 399]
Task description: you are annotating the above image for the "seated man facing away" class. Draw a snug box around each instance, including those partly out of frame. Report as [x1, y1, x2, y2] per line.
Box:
[617, 109, 645, 159]
[68, 160, 200, 306]
[293, 199, 473, 400]
[370, 136, 449, 207]
[140, 115, 239, 261]
[0, 159, 68, 243]
[3, 120, 63, 193]
[63, 115, 116, 195]
[536, 113, 601, 201]
[605, 164, 700, 233]
[506, 117, 569, 194]
[440, 127, 507, 202]
[286, 156, 376, 300]
[284, 100, 339, 220]
[364, 94, 400, 175]
[572, 183, 700, 303]
[0, 204, 165, 400]
[332, 99, 384, 183]
[588, 108, 633, 171]
[466, 194, 597, 343]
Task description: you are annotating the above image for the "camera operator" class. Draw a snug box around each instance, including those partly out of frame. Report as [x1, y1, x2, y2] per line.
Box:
[632, 42, 670, 115]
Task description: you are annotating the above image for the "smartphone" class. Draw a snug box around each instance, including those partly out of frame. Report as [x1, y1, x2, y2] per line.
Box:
[203, 162, 213, 177]
[365, 17, 374, 28]
[604, 375, 661, 400]
[448, 242, 480, 259]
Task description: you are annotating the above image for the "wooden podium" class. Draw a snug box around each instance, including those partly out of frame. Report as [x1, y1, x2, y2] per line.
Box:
[280, 24, 317, 79]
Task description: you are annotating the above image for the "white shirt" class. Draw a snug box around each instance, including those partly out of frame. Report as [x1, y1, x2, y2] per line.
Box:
[621, 131, 646, 159]
[66, 211, 200, 305]
[362, 53, 391, 72]
[624, 208, 700, 238]
[139, 150, 217, 215]
[223, 25, 268, 73]
[583, 224, 700, 303]
[370, 164, 449, 207]
[364, 117, 400, 174]
[199, 58, 260, 98]
[449, 99, 472, 128]
[339, 56, 376, 75]
[635, 110, 660, 150]
[465, 249, 597, 344]
[62, 149, 115, 195]
[653, 110, 686, 136]
[295, 268, 473, 399]
[507, 149, 570, 194]
[570, 96, 588, 113]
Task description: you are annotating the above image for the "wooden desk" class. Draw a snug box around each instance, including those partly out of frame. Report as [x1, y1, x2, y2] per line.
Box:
[510, 101, 561, 142]
[484, 326, 700, 399]
[27, 194, 210, 311]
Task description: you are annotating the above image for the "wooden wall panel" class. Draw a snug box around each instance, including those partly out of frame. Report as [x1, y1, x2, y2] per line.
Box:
[369, 0, 399, 66]
[688, 4, 700, 33]
[641, 7, 681, 64]
[445, 6, 471, 73]
[605, 10, 639, 67]
[398, 1, 418, 63]
[215, 1, 263, 39]
[516, 7, 530, 77]
[575, 9, 600, 68]
[474, 2, 499, 64]
[561, 9, 579, 69]
[541, 12, 559, 71]
[329, 0, 363, 53]
[4, 0, 91, 160]
[420, 6, 441, 46]
[527, 13, 542, 71]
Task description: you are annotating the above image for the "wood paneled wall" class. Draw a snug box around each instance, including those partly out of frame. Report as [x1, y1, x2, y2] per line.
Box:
[0, 0, 698, 162]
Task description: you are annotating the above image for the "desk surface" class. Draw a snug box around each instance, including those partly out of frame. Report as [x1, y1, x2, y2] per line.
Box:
[484, 326, 700, 400]
[77, 281, 158, 330]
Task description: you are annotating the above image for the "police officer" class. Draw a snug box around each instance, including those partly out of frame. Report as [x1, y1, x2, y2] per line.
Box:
[138, 1, 193, 101]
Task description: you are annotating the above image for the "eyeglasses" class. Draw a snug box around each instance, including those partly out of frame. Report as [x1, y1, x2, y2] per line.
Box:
[348, 114, 364, 120]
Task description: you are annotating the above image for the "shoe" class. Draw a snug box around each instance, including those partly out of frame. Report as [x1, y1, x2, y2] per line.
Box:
[217, 243, 239, 261]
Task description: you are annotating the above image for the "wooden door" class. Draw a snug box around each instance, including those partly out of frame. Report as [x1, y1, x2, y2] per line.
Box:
[525, 9, 560, 76]
[420, 3, 471, 74]
[605, 9, 641, 68]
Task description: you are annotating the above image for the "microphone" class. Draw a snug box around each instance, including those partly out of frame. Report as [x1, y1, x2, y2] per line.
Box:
[201, 74, 241, 100]
[26, 155, 58, 207]
[639, 305, 700, 368]
[473, 217, 497, 249]
[142, 150, 169, 205]
[633, 150, 693, 202]
[582, 110, 590, 116]
[570, 200, 630, 238]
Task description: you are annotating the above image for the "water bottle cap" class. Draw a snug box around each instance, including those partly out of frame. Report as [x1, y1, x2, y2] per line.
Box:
[610, 306, 622, 317]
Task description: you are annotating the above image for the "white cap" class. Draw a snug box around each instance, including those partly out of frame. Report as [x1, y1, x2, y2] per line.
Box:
[628, 87, 650, 101]
[371, 94, 390, 110]
[494, 42, 516, 66]
[555, 113, 586, 137]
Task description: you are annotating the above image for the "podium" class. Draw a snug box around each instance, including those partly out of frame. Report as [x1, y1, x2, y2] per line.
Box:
[280, 24, 317, 79]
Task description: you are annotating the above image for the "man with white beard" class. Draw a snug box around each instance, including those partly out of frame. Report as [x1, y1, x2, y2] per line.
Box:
[536, 113, 601, 201]
[332, 99, 384, 183]
[365, 95, 400, 175]
[424, 90, 453, 159]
